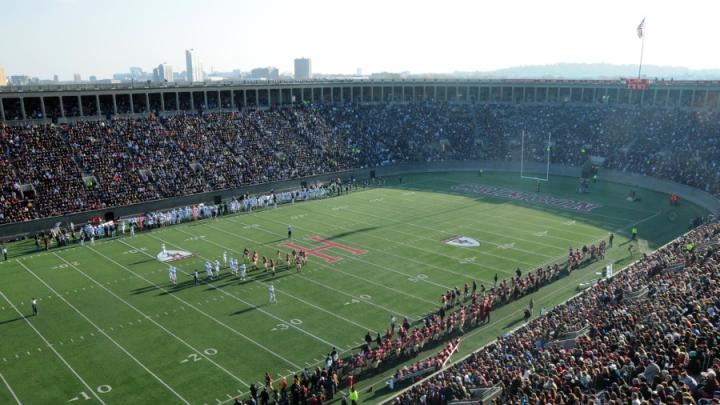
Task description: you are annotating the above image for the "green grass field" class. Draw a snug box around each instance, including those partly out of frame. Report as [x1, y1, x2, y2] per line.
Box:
[0, 172, 707, 404]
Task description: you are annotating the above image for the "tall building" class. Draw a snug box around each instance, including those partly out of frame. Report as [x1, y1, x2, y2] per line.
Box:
[0, 66, 6, 86]
[53, 74, 59, 82]
[250, 67, 279, 80]
[89, 75, 97, 82]
[185, 49, 203, 82]
[129, 67, 143, 79]
[153, 63, 173, 82]
[73, 73, 82, 82]
[294, 58, 312, 80]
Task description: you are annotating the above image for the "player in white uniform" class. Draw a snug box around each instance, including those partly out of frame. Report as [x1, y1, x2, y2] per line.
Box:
[214, 259, 221, 276]
[130, 224, 135, 237]
[204, 261, 213, 280]
[239, 263, 247, 281]
[162, 243, 167, 255]
[268, 284, 277, 303]
[168, 265, 177, 285]
[223, 251, 228, 267]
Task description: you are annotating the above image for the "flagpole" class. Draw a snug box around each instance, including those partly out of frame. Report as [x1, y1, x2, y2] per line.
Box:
[638, 34, 645, 79]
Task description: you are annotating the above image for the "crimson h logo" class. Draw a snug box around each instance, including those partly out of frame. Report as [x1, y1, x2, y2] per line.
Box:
[281, 235, 368, 263]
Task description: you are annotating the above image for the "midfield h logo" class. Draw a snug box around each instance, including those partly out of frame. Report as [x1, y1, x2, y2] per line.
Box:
[281, 235, 368, 263]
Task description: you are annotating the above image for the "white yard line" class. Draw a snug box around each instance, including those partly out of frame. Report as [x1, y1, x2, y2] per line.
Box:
[229, 217, 453, 290]
[405, 176, 658, 218]
[202, 221, 437, 309]
[352, 196, 569, 254]
[171, 227, 379, 334]
[334, 198, 584, 253]
[270, 206, 527, 276]
[0, 371, 21, 405]
[139, 234, 342, 349]
[85, 244, 303, 370]
[0, 291, 106, 405]
[51, 253, 249, 388]
[15, 261, 191, 405]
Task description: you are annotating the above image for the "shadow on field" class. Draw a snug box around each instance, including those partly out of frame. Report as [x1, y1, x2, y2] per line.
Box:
[129, 258, 156, 265]
[207, 270, 294, 289]
[505, 316, 526, 329]
[231, 306, 258, 316]
[0, 315, 26, 325]
[326, 226, 381, 240]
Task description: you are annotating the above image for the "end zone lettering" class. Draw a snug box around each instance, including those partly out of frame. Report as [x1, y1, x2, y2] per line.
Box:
[451, 184, 602, 212]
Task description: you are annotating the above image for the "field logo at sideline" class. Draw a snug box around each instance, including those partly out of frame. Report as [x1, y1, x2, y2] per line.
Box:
[451, 184, 602, 212]
[282, 236, 368, 263]
[444, 236, 480, 247]
[157, 250, 193, 262]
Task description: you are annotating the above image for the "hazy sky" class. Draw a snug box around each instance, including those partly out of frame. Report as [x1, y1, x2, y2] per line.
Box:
[1, 0, 717, 79]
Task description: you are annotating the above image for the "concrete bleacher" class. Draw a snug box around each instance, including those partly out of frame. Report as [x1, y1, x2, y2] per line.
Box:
[448, 385, 503, 405]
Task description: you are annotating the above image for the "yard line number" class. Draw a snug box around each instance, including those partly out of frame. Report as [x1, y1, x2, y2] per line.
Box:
[180, 348, 218, 364]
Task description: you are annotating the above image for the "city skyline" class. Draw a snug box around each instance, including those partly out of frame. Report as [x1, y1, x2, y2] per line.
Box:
[1, 0, 718, 79]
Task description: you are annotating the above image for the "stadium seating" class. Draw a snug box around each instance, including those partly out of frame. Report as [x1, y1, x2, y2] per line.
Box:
[0, 103, 719, 224]
[385, 222, 720, 404]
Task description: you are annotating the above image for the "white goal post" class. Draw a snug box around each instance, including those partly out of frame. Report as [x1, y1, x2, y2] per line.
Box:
[520, 130, 552, 182]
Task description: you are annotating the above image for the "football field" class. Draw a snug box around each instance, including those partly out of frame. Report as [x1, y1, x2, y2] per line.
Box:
[0, 172, 706, 404]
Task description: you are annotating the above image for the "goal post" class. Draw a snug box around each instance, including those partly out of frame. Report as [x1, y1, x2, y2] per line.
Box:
[520, 130, 552, 182]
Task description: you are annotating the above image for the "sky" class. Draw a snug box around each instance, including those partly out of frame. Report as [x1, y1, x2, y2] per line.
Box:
[1, 0, 718, 79]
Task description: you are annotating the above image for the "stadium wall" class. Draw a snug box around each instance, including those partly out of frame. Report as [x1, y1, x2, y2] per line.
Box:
[2, 160, 718, 238]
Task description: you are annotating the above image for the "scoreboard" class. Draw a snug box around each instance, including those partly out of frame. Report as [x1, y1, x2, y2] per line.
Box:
[626, 78, 650, 90]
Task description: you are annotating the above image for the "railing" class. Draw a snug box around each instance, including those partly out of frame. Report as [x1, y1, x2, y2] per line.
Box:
[4, 77, 720, 94]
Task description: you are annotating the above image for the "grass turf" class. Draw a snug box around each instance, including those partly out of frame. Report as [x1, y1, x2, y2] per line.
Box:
[0, 172, 707, 404]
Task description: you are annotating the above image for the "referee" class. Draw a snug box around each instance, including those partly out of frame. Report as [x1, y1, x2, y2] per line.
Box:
[31, 297, 38, 316]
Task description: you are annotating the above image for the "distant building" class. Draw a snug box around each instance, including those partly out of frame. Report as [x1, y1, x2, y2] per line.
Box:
[153, 63, 173, 82]
[249, 67, 279, 80]
[294, 58, 312, 80]
[129, 67, 143, 79]
[185, 49, 203, 82]
[113, 73, 132, 81]
[73, 73, 82, 82]
[89, 75, 97, 82]
[0, 66, 6, 86]
[9, 75, 31, 86]
[53, 74, 59, 82]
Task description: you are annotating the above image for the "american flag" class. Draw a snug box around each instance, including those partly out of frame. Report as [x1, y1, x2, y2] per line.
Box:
[637, 18, 646, 39]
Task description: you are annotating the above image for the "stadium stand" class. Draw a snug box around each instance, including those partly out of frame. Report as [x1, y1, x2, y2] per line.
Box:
[385, 222, 720, 404]
[0, 104, 719, 225]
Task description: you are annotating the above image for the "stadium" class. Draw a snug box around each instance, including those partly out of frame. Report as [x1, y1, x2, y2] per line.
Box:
[0, 76, 718, 405]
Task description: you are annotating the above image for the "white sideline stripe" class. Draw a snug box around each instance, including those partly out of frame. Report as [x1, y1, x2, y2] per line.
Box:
[396, 192, 602, 240]
[0, 291, 105, 405]
[0, 371, 21, 405]
[277, 191, 612, 275]
[201, 221, 429, 315]
[52, 253, 249, 388]
[106, 239, 302, 370]
[230, 218, 452, 290]
[143, 234, 342, 349]
[172, 227, 379, 334]
[15, 261, 191, 405]
[408, 176, 657, 219]
[260, 207, 519, 278]
[352, 195, 565, 254]
[328, 197, 577, 259]
[349, 198, 570, 252]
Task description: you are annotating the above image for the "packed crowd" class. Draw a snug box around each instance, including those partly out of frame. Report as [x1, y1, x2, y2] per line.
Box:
[387, 222, 720, 404]
[231, 228, 607, 404]
[1, 103, 719, 224]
